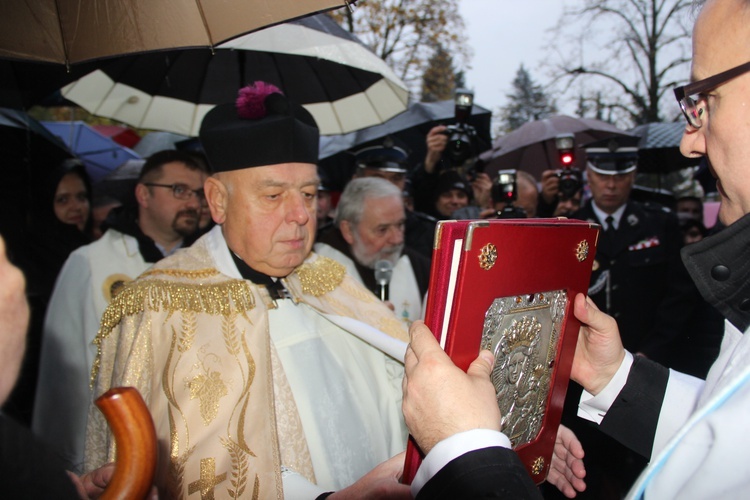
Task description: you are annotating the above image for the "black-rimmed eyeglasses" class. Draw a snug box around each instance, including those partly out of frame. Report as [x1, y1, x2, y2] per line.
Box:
[143, 183, 205, 200]
[674, 60, 750, 129]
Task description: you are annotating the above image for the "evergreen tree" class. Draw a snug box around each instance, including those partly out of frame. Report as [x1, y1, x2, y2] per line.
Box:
[499, 65, 557, 132]
[421, 45, 457, 102]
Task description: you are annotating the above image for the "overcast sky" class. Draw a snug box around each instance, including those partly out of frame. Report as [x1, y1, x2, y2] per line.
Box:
[458, 0, 568, 118]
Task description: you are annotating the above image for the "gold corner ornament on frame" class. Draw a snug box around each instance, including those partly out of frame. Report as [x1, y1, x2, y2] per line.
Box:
[576, 240, 590, 262]
[478, 243, 498, 270]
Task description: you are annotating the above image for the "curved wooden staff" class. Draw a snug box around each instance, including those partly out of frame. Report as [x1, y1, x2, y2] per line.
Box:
[95, 387, 157, 500]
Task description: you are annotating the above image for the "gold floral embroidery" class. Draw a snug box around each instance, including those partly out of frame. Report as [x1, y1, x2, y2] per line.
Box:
[294, 257, 345, 296]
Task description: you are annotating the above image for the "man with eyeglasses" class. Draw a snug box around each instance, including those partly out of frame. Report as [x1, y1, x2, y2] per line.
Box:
[33, 149, 210, 473]
[400, 0, 750, 498]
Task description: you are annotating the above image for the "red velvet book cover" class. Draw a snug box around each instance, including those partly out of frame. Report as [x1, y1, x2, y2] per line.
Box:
[403, 218, 599, 485]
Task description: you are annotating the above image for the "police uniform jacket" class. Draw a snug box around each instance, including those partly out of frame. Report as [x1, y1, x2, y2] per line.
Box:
[573, 200, 699, 360]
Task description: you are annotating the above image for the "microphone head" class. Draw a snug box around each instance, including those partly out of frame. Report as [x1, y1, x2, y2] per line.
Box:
[374, 259, 393, 285]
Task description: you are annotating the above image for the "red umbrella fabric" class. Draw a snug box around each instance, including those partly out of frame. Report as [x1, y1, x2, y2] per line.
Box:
[480, 115, 631, 180]
[92, 125, 142, 149]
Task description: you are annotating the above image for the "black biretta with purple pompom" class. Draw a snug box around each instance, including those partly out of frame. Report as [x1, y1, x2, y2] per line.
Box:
[199, 81, 320, 172]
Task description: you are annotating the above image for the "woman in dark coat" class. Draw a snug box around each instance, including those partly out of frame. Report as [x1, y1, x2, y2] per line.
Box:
[4, 159, 94, 425]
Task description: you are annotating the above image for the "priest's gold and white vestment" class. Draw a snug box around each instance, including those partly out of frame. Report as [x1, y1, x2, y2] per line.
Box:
[85, 225, 408, 498]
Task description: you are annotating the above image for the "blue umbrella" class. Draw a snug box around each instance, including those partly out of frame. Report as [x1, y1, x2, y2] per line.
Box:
[42, 121, 141, 183]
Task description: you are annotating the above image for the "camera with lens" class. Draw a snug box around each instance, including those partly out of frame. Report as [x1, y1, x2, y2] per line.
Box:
[491, 169, 527, 218]
[440, 89, 479, 173]
[554, 133, 583, 200]
[557, 168, 583, 199]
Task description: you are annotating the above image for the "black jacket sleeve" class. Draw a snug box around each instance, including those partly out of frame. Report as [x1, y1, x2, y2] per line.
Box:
[416, 446, 542, 500]
[598, 355, 670, 458]
[0, 415, 80, 498]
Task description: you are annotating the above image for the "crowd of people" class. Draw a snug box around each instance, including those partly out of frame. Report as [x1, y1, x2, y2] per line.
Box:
[1, 0, 748, 497]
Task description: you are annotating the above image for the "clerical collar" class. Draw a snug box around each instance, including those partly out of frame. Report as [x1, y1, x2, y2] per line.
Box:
[228, 248, 290, 300]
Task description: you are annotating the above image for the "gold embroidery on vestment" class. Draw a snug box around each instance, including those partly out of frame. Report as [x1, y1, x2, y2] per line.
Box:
[188, 361, 229, 425]
[188, 457, 227, 499]
[222, 437, 251, 498]
[294, 257, 345, 296]
[91, 278, 255, 385]
[141, 267, 220, 279]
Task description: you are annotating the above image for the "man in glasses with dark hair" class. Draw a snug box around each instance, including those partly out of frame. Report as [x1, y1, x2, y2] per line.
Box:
[401, 0, 750, 498]
[34, 149, 210, 473]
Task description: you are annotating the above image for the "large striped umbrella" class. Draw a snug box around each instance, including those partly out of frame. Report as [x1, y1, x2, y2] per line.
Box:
[59, 14, 408, 136]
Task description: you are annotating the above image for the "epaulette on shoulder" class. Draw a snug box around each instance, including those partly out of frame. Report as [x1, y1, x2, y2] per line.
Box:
[294, 256, 346, 296]
[90, 271, 255, 385]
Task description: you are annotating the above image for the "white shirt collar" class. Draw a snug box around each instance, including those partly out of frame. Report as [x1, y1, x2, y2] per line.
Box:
[205, 224, 242, 279]
[592, 202, 627, 230]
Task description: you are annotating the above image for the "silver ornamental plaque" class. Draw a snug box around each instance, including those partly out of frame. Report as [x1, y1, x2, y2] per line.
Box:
[481, 290, 567, 448]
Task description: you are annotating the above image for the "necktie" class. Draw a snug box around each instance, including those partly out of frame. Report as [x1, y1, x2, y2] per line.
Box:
[604, 215, 616, 243]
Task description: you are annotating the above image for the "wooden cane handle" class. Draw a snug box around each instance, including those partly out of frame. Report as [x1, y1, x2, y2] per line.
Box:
[95, 387, 157, 500]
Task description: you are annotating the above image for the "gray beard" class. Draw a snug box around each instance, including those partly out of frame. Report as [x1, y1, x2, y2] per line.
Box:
[351, 239, 403, 269]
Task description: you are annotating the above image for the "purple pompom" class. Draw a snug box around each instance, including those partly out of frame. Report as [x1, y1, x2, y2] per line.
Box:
[236, 82, 283, 119]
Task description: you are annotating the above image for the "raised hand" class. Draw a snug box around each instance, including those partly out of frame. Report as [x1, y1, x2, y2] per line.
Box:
[571, 293, 626, 395]
[402, 320, 500, 455]
[547, 424, 586, 498]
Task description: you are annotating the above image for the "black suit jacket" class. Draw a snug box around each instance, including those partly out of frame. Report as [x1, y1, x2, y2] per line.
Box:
[418, 358, 669, 499]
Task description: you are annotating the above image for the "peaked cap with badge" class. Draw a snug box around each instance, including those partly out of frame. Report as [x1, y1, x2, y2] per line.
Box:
[584, 135, 640, 175]
[353, 136, 411, 174]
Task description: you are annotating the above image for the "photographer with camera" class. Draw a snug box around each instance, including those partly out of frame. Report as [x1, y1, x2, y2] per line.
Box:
[537, 169, 584, 218]
[410, 90, 493, 219]
[452, 169, 538, 220]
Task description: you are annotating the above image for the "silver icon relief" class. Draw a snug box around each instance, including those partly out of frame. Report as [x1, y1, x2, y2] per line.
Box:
[481, 290, 567, 447]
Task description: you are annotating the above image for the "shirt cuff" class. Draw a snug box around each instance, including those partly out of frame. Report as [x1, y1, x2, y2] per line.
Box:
[410, 429, 511, 497]
[578, 351, 634, 423]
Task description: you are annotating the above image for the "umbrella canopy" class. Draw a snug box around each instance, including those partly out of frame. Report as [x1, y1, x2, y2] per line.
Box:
[133, 131, 194, 158]
[318, 99, 493, 190]
[0, 0, 356, 66]
[94, 159, 147, 204]
[628, 122, 699, 172]
[480, 115, 631, 180]
[91, 125, 142, 149]
[0, 108, 74, 248]
[59, 14, 408, 136]
[42, 121, 141, 183]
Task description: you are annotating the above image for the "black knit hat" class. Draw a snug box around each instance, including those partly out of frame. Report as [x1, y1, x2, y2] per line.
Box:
[199, 82, 319, 172]
[434, 169, 471, 198]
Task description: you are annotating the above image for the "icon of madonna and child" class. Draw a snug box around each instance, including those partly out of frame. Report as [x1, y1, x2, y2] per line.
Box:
[480, 290, 567, 447]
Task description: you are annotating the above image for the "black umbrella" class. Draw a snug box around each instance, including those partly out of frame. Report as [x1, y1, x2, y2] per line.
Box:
[479, 115, 631, 181]
[318, 99, 493, 190]
[628, 122, 699, 172]
[59, 14, 408, 136]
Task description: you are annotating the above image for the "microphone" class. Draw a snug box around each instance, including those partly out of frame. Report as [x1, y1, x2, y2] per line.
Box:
[374, 259, 393, 302]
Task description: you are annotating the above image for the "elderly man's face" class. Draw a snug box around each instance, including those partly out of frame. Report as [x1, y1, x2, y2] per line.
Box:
[341, 195, 406, 268]
[208, 163, 318, 277]
[680, 0, 750, 225]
